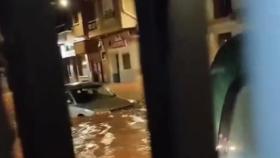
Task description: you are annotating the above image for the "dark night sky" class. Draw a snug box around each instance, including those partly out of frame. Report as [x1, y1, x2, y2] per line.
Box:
[54, 0, 78, 32]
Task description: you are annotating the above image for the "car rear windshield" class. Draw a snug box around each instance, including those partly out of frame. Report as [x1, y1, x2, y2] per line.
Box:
[71, 87, 114, 104]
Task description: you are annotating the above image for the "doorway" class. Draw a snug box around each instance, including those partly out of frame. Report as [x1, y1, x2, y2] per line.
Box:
[112, 54, 121, 83]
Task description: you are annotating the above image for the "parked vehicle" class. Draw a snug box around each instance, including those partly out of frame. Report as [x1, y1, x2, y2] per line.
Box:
[65, 82, 136, 118]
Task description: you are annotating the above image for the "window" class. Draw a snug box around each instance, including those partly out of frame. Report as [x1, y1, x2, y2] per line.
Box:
[65, 92, 74, 105]
[122, 53, 131, 69]
[71, 88, 97, 103]
[97, 87, 115, 96]
[213, 0, 233, 18]
[80, 0, 98, 32]
[102, 0, 115, 18]
[71, 86, 114, 104]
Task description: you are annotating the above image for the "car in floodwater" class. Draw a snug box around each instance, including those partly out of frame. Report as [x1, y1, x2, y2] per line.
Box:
[65, 82, 136, 118]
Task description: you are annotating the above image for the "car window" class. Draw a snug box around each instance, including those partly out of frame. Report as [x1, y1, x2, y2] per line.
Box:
[71, 88, 97, 104]
[97, 87, 115, 96]
[70, 86, 115, 104]
[65, 92, 74, 105]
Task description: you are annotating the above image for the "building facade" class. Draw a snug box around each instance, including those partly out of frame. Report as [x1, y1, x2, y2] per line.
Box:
[102, 30, 140, 83]
[206, 0, 244, 63]
[60, 0, 140, 83]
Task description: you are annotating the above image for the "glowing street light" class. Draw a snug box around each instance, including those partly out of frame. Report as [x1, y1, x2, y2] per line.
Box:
[59, 0, 69, 8]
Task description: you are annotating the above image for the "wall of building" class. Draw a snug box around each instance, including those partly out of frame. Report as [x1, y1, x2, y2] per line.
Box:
[207, 33, 220, 63]
[87, 0, 137, 38]
[102, 56, 112, 83]
[106, 37, 141, 83]
[88, 0, 122, 38]
[72, 12, 85, 37]
[74, 41, 86, 55]
[88, 18, 122, 38]
[108, 50, 119, 82]
[206, 0, 244, 64]
[206, 0, 215, 21]
[119, 38, 140, 82]
[69, 0, 139, 83]
[206, 0, 220, 64]
[71, 9, 127, 39]
[120, 0, 137, 28]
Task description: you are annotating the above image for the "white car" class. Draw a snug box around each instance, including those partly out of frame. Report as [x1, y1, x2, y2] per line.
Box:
[68, 105, 95, 118]
[65, 82, 136, 118]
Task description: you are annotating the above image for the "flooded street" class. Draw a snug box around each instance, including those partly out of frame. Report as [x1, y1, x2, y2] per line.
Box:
[4, 81, 151, 158]
[12, 107, 151, 158]
[70, 81, 151, 158]
[72, 107, 151, 158]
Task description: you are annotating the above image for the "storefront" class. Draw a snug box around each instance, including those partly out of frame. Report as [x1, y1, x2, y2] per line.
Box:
[59, 42, 77, 83]
[58, 31, 91, 83]
[74, 38, 104, 83]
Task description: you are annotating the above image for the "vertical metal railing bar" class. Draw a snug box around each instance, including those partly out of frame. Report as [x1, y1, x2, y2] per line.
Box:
[136, 0, 217, 157]
[0, 2, 16, 158]
[0, 87, 14, 158]
[135, 0, 173, 157]
[0, 0, 75, 158]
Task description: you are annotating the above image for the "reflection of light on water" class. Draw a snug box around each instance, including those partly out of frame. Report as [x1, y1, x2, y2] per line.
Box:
[72, 122, 114, 157]
[138, 138, 151, 152]
[72, 122, 100, 153]
[78, 150, 96, 158]
[99, 146, 115, 158]
[121, 114, 129, 118]
[101, 132, 116, 146]
[137, 145, 151, 152]
[131, 115, 146, 123]
[139, 108, 146, 112]
[99, 123, 112, 135]
[128, 115, 146, 126]
[73, 108, 150, 158]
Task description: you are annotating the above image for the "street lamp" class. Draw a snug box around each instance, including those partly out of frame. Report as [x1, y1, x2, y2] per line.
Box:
[59, 0, 69, 8]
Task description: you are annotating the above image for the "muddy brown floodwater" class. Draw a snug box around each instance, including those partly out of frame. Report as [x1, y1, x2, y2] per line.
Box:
[72, 107, 151, 158]
[12, 107, 151, 158]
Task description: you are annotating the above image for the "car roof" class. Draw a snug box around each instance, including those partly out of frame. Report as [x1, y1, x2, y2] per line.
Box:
[65, 82, 102, 90]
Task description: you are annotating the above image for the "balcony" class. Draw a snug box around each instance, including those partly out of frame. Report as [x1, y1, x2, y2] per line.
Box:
[72, 0, 137, 38]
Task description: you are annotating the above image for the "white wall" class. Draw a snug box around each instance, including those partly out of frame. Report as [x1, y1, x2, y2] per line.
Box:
[107, 50, 118, 82]
[107, 38, 141, 83]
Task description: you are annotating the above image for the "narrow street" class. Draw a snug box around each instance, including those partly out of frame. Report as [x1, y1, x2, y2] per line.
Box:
[72, 81, 150, 158]
[106, 77, 145, 101]
[3, 81, 151, 158]
[1, 0, 258, 157]
[72, 108, 150, 158]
